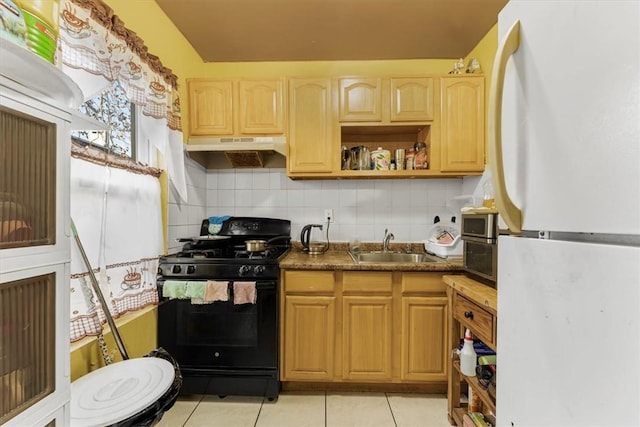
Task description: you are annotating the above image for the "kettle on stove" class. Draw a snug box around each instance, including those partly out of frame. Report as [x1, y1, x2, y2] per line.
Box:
[300, 224, 328, 255]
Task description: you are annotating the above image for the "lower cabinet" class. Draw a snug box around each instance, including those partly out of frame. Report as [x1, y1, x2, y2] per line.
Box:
[282, 270, 336, 380]
[400, 296, 448, 381]
[283, 295, 336, 380]
[281, 269, 448, 384]
[400, 272, 449, 382]
[342, 296, 393, 381]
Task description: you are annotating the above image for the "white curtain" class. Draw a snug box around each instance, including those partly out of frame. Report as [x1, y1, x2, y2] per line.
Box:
[57, 0, 188, 341]
[138, 113, 187, 202]
[59, 0, 188, 202]
[69, 158, 163, 342]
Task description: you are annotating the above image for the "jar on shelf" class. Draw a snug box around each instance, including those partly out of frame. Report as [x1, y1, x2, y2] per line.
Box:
[371, 147, 391, 170]
[414, 142, 429, 170]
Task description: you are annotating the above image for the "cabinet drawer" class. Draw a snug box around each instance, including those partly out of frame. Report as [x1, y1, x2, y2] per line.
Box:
[343, 271, 392, 293]
[454, 295, 494, 343]
[284, 270, 335, 293]
[401, 272, 445, 294]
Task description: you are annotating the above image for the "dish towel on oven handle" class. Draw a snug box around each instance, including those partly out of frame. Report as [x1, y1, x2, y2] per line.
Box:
[185, 281, 207, 299]
[233, 281, 257, 304]
[162, 280, 188, 299]
[204, 280, 230, 302]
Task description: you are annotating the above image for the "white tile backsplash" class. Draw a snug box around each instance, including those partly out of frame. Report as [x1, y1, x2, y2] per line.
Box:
[167, 164, 476, 249]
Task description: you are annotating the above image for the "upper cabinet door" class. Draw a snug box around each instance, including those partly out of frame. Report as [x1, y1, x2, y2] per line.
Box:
[238, 79, 284, 134]
[440, 76, 485, 172]
[390, 77, 434, 122]
[339, 78, 382, 122]
[288, 78, 336, 174]
[188, 80, 233, 135]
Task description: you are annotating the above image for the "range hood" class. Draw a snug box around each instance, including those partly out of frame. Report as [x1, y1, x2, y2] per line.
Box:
[186, 136, 286, 169]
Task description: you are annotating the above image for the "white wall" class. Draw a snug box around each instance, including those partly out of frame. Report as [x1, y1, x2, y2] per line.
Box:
[168, 157, 481, 253]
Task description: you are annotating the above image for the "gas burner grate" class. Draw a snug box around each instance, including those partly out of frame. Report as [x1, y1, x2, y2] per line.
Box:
[177, 249, 225, 258]
[234, 250, 268, 260]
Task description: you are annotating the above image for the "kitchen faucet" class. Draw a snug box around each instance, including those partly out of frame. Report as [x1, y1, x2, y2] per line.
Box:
[382, 229, 394, 252]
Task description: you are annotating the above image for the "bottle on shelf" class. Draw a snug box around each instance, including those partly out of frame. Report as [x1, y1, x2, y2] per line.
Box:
[460, 328, 477, 377]
[414, 142, 429, 169]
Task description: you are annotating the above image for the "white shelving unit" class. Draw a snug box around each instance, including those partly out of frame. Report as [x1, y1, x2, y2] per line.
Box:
[0, 42, 82, 427]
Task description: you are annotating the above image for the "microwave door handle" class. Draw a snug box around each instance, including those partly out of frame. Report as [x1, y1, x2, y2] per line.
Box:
[489, 19, 523, 234]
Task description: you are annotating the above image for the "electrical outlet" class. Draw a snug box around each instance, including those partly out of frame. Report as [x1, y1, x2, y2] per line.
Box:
[324, 209, 334, 223]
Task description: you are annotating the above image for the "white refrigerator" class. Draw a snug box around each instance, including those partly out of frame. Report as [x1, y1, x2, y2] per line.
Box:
[489, 1, 640, 426]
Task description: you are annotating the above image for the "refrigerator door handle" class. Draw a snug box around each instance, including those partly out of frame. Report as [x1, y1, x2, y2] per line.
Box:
[489, 20, 523, 233]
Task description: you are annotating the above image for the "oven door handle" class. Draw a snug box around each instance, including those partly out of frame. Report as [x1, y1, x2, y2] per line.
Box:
[461, 235, 497, 244]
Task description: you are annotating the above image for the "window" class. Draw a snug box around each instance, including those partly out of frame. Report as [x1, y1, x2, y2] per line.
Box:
[72, 81, 136, 158]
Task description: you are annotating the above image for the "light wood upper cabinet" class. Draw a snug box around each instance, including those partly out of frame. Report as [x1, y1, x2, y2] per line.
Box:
[189, 80, 234, 135]
[238, 80, 285, 134]
[188, 78, 284, 136]
[390, 77, 434, 122]
[339, 78, 382, 122]
[287, 78, 336, 174]
[339, 76, 434, 123]
[440, 76, 485, 172]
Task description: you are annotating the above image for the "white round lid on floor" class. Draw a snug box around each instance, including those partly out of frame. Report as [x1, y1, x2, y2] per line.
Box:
[70, 357, 175, 427]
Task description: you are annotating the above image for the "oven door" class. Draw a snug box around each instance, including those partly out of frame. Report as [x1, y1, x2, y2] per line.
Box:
[157, 280, 277, 370]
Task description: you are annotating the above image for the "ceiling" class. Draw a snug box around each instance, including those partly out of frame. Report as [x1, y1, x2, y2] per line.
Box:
[155, 0, 509, 63]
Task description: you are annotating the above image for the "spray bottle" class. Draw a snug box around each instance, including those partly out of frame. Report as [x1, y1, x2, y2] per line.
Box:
[460, 328, 477, 377]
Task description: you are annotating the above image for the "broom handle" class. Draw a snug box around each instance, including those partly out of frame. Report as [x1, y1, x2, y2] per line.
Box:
[70, 219, 129, 360]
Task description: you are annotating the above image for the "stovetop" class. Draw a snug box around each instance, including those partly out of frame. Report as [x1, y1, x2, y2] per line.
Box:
[158, 216, 291, 280]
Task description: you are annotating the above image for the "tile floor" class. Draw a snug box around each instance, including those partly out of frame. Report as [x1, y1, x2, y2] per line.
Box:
[157, 392, 451, 427]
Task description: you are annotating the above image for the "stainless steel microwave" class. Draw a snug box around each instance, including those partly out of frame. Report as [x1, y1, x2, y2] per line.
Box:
[461, 213, 498, 285]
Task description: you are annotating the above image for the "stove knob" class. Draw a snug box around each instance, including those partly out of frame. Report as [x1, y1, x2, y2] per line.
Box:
[239, 265, 252, 276]
[254, 265, 265, 275]
[187, 265, 196, 274]
[172, 265, 182, 274]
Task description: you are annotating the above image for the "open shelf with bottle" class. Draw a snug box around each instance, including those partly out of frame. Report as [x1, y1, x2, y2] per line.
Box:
[338, 123, 432, 176]
[444, 275, 498, 427]
[453, 360, 496, 413]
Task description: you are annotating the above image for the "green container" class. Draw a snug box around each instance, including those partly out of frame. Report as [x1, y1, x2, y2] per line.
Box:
[21, 9, 58, 64]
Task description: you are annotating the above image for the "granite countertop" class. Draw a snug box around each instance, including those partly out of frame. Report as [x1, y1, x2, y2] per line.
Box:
[280, 242, 463, 272]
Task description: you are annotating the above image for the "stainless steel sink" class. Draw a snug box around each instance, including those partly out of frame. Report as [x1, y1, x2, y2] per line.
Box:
[349, 251, 439, 263]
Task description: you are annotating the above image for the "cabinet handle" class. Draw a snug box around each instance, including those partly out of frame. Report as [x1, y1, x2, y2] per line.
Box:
[464, 311, 474, 320]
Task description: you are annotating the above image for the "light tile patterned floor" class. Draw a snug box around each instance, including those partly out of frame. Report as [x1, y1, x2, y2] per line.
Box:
[156, 392, 451, 427]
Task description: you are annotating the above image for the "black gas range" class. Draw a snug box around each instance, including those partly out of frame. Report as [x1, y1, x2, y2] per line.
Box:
[157, 217, 291, 401]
